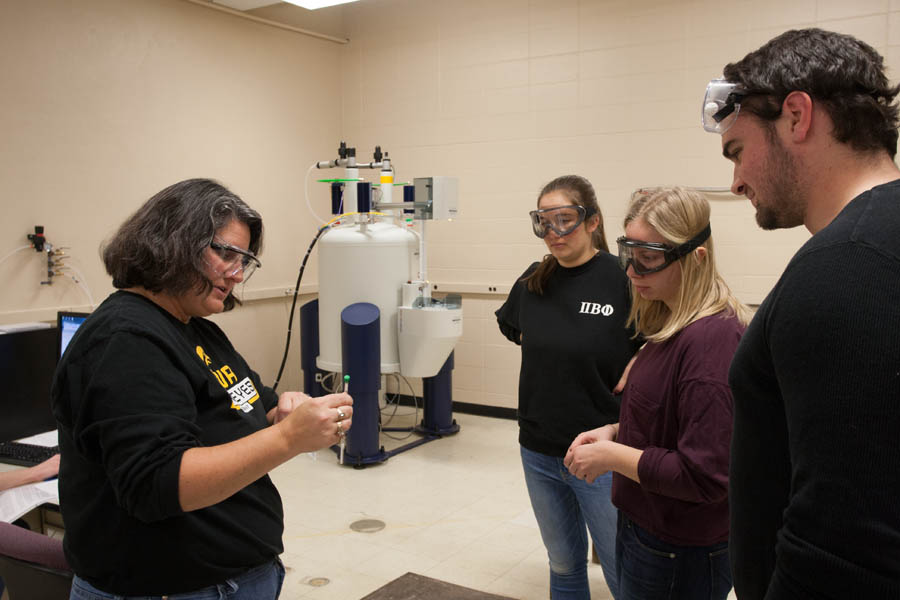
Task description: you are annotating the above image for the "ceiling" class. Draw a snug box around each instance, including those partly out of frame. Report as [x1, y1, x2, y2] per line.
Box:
[203, 0, 352, 40]
[213, 1, 281, 9]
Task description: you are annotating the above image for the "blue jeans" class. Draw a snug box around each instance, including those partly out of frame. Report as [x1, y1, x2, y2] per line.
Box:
[616, 514, 731, 600]
[521, 445, 619, 600]
[70, 559, 285, 600]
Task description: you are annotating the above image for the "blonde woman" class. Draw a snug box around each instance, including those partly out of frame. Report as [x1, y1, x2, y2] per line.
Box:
[564, 187, 751, 600]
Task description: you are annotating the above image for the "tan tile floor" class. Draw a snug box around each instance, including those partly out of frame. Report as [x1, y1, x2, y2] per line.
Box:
[271, 411, 611, 599]
[0, 412, 737, 600]
[271, 410, 738, 600]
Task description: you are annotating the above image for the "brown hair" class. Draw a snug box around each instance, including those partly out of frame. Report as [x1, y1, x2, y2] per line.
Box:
[523, 175, 607, 294]
[102, 178, 263, 312]
[724, 28, 900, 158]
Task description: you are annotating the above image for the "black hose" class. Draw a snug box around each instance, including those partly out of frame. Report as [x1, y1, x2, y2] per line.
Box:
[271, 225, 328, 392]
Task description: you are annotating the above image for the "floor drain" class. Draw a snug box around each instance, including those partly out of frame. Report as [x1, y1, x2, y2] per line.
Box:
[350, 518, 386, 533]
[307, 577, 330, 587]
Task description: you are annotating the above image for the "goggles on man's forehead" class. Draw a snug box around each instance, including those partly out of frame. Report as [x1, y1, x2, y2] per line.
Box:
[529, 205, 596, 239]
[616, 224, 711, 275]
[702, 78, 745, 134]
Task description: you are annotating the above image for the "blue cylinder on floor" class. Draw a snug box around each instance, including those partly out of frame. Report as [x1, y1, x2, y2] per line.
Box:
[421, 351, 459, 434]
[341, 302, 382, 461]
[300, 299, 325, 397]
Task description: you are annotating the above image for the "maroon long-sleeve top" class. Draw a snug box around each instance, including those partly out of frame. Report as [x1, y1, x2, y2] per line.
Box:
[612, 312, 745, 546]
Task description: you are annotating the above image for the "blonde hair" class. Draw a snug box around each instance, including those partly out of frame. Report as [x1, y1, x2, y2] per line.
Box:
[625, 187, 752, 342]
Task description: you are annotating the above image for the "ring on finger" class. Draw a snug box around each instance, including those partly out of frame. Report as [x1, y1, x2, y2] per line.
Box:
[337, 409, 346, 421]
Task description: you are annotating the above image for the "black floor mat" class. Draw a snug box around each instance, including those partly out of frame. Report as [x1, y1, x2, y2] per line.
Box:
[360, 572, 517, 600]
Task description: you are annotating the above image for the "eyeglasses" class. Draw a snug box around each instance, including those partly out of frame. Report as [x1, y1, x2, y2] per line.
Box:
[207, 239, 261, 281]
[529, 205, 595, 239]
[702, 78, 746, 134]
[616, 224, 711, 275]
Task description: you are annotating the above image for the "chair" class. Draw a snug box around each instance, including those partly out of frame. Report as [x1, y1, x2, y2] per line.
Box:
[0, 521, 72, 600]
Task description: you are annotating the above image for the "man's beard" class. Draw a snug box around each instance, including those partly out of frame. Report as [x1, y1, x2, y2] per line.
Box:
[755, 133, 806, 230]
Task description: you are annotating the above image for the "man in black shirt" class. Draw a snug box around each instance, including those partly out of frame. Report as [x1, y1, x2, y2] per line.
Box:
[704, 29, 900, 599]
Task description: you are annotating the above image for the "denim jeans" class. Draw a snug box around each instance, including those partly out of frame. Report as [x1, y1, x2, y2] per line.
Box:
[520, 445, 619, 600]
[616, 514, 732, 600]
[69, 559, 285, 600]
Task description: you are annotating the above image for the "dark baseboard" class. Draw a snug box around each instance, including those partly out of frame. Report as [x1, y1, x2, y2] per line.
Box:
[391, 394, 516, 420]
[453, 401, 517, 420]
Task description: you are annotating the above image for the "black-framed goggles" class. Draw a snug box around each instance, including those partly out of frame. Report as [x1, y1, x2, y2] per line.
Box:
[616, 223, 711, 275]
[529, 205, 596, 239]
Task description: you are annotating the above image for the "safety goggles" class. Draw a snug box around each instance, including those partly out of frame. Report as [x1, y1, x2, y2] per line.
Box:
[616, 224, 711, 275]
[529, 205, 596, 239]
[702, 78, 745, 134]
[207, 239, 261, 281]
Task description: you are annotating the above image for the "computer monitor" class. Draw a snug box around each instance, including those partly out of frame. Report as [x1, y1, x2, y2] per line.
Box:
[0, 327, 58, 443]
[57, 311, 89, 359]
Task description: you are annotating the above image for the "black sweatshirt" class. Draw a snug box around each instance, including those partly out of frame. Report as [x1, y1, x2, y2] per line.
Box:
[51, 291, 282, 595]
[496, 252, 641, 457]
[728, 180, 900, 600]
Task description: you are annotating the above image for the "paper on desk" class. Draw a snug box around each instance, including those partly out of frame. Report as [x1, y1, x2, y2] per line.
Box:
[0, 479, 59, 523]
[15, 430, 58, 447]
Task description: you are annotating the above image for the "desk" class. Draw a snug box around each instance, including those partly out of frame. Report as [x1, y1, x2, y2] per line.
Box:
[0, 462, 64, 539]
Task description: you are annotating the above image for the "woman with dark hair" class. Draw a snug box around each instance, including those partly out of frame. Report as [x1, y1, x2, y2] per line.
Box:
[495, 175, 641, 599]
[51, 179, 352, 600]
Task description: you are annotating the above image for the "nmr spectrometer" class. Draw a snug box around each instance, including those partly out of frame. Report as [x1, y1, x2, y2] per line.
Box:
[297, 142, 462, 467]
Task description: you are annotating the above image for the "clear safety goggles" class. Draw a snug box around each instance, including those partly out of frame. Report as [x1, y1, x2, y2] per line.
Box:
[529, 205, 596, 239]
[207, 239, 261, 281]
[616, 224, 711, 275]
[702, 78, 745, 134]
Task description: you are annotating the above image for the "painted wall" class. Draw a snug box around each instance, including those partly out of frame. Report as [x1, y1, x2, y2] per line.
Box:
[0, 0, 343, 392]
[336, 0, 900, 409]
[3, 0, 898, 411]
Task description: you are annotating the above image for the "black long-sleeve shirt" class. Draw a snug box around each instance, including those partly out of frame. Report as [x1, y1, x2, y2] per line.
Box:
[51, 291, 282, 595]
[496, 252, 641, 457]
[728, 180, 900, 599]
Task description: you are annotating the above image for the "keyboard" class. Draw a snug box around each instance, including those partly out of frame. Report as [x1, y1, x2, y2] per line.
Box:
[0, 441, 60, 467]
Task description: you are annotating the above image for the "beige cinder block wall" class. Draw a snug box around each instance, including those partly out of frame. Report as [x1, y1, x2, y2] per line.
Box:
[337, 0, 900, 410]
[4, 0, 899, 411]
[0, 0, 344, 392]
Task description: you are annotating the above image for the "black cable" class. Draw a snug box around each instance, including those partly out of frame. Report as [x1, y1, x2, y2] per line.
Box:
[380, 372, 419, 441]
[271, 225, 328, 392]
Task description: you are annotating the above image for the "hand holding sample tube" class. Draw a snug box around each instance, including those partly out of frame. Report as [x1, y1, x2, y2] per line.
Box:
[273, 390, 352, 454]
